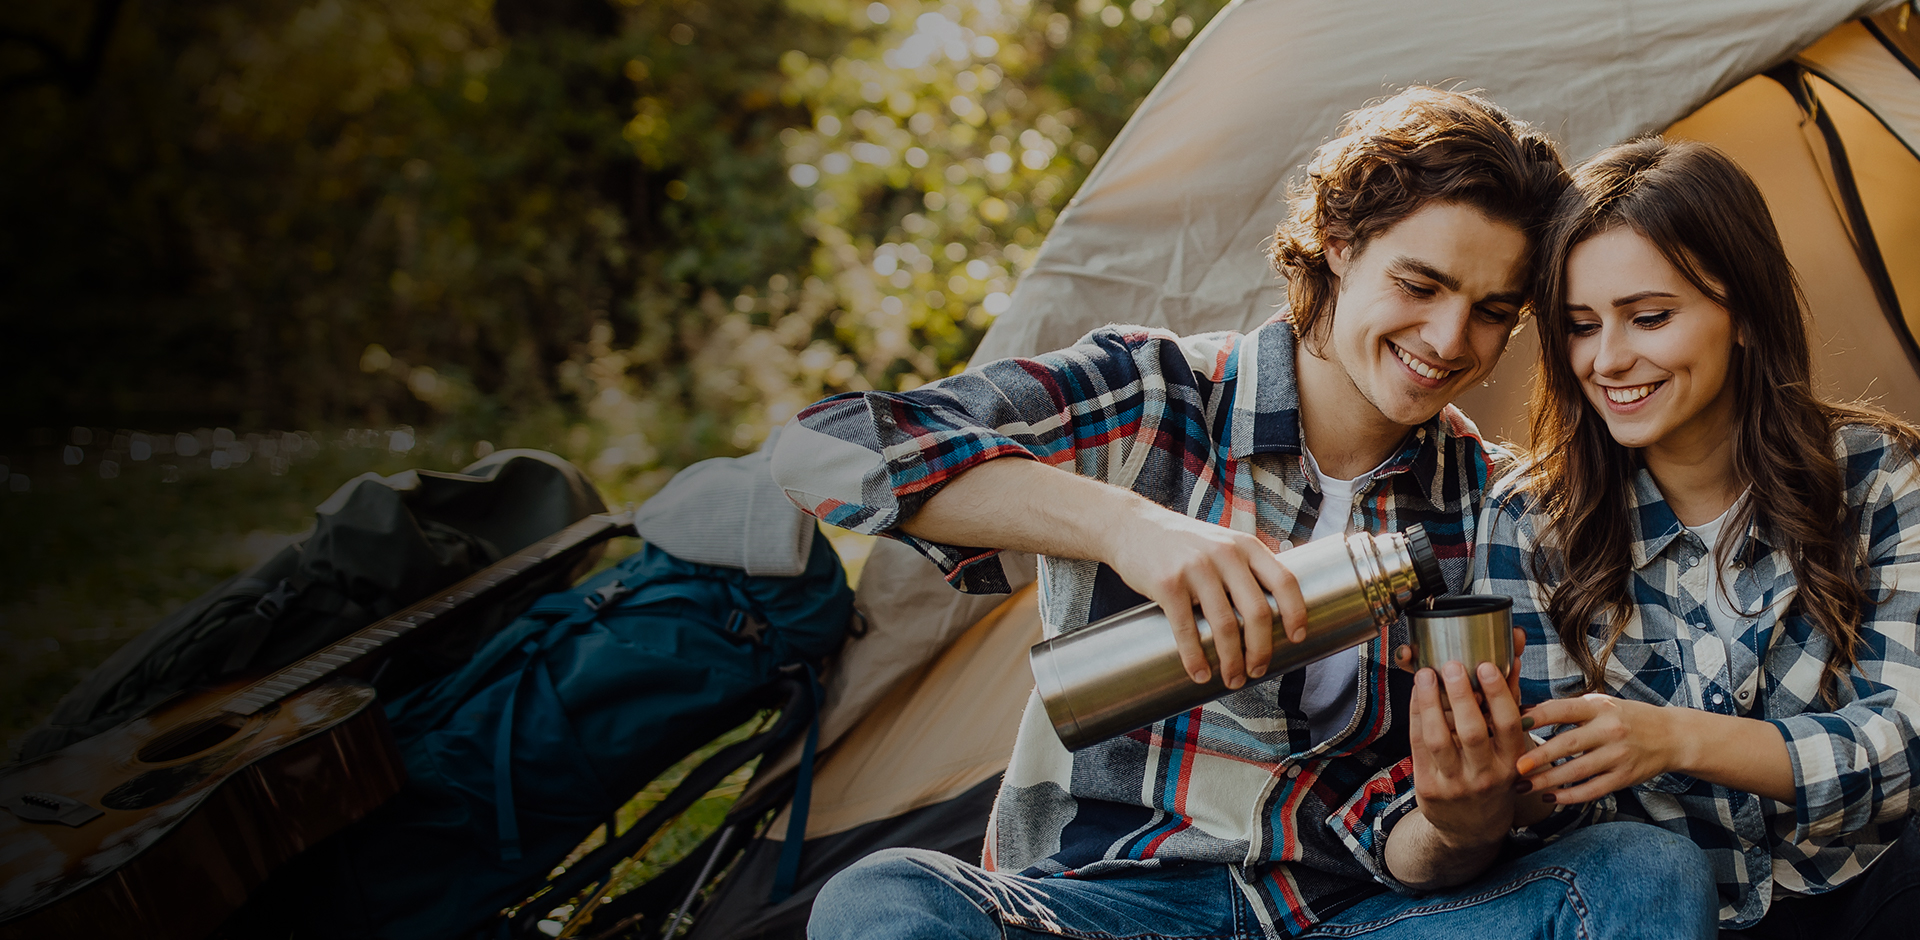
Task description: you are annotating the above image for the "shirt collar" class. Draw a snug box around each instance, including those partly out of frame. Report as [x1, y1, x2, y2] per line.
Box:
[1626, 468, 1770, 569]
[1225, 314, 1305, 459]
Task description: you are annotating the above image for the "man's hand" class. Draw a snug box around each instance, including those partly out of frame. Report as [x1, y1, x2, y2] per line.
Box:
[897, 456, 1307, 689]
[1385, 633, 1541, 889]
[1101, 499, 1305, 688]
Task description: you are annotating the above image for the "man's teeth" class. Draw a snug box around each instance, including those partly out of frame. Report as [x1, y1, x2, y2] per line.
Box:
[1394, 346, 1453, 381]
[1605, 383, 1658, 404]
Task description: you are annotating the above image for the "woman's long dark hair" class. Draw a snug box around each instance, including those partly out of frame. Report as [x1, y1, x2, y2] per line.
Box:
[1525, 137, 1917, 703]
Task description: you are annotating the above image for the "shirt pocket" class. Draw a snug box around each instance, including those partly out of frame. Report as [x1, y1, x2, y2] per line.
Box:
[1598, 636, 1685, 706]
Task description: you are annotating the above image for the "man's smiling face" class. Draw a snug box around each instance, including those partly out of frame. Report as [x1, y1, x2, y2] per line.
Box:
[1316, 201, 1529, 429]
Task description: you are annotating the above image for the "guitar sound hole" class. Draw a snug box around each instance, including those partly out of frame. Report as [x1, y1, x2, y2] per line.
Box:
[137, 716, 245, 763]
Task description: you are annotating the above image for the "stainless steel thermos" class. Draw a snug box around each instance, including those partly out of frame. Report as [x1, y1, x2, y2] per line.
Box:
[1030, 525, 1445, 751]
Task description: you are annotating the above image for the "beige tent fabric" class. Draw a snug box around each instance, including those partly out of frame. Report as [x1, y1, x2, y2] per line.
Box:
[1802, 21, 1920, 155]
[1798, 22, 1920, 336]
[743, 540, 1036, 802]
[975, 0, 1905, 368]
[1671, 76, 1920, 416]
[1818, 78, 1920, 331]
[765, 583, 1041, 840]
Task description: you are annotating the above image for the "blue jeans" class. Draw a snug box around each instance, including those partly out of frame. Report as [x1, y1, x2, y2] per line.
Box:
[808, 821, 1716, 940]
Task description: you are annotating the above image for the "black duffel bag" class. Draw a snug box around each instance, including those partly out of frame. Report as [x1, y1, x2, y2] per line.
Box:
[16, 448, 605, 760]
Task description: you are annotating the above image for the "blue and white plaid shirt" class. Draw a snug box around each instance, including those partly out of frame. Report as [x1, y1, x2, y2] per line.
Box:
[1473, 425, 1920, 928]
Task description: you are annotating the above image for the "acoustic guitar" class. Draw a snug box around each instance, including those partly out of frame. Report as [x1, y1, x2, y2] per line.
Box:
[0, 512, 635, 940]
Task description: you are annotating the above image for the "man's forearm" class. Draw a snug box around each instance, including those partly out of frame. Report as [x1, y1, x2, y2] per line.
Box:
[898, 455, 1149, 562]
[1382, 807, 1505, 891]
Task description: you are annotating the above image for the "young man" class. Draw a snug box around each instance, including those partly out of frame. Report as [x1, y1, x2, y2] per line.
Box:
[773, 88, 1716, 939]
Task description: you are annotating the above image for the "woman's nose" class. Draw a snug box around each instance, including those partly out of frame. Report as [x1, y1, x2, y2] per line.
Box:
[1591, 324, 1635, 375]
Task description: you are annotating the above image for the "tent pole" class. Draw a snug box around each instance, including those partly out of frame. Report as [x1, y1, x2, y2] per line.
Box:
[1764, 62, 1920, 376]
[663, 823, 737, 938]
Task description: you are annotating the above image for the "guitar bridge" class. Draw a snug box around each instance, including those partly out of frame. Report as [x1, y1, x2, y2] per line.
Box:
[5, 791, 104, 827]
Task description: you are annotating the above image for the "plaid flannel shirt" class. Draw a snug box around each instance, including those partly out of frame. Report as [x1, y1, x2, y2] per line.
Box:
[774, 318, 1510, 937]
[1473, 425, 1920, 928]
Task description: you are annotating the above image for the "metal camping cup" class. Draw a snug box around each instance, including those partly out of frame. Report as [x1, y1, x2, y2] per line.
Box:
[1407, 594, 1514, 688]
[1030, 525, 1445, 751]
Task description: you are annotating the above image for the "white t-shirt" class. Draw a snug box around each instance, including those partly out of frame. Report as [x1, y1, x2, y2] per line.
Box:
[1685, 504, 1747, 674]
[1298, 451, 1381, 745]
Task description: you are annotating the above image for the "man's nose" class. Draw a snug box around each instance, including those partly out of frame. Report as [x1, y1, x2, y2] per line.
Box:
[1424, 301, 1474, 362]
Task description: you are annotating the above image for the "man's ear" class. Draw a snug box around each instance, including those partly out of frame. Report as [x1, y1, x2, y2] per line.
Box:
[1326, 238, 1352, 278]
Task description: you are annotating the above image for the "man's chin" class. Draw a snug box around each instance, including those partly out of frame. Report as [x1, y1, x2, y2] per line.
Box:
[1378, 379, 1458, 427]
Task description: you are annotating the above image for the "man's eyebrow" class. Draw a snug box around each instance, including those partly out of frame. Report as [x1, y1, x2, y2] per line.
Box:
[1387, 257, 1459, 291]
[1389, 256, 1522, 306]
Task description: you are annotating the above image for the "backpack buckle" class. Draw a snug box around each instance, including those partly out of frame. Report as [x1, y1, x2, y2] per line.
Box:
[253, 578, 302, 621]
[724, 609, 768, 643]
[584, 581, 631, 611]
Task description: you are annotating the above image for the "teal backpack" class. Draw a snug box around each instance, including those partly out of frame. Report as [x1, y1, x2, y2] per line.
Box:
[273, 529, 853, 939]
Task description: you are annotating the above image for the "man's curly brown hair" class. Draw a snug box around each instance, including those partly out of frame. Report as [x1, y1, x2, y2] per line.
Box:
[1270, 87, 1568, 349]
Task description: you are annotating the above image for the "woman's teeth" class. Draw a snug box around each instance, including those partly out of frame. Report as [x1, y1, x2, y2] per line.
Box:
[1605, 383, 1659, 404]
[1394, 346, 1453, 380]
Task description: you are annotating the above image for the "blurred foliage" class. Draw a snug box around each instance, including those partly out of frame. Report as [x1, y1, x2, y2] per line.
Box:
[2, 0, 1227, 930]
[1, 0, 1226, 474]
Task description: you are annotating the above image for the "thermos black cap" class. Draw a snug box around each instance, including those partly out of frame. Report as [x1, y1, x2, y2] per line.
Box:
[1403, 523, 1445, 601]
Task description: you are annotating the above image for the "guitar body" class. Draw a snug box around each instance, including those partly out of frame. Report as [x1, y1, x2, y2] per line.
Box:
[0, 678, 404, 940]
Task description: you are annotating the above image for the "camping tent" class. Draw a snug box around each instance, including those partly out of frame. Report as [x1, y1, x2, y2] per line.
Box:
[673, 1, 1920, 936]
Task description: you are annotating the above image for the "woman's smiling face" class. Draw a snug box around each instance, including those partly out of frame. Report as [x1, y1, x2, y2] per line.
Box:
[1564, 226, 1740, 456]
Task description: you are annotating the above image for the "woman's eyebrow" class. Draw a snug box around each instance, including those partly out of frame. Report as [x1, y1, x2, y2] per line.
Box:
[1610, 290, 1681, 307]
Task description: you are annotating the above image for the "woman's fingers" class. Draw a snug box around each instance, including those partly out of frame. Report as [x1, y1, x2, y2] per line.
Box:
[1393, 644, 1419, 675]
[1439, 662, 1496, 778]
[1515, 718, 1611, 777]
[1532, 756, 1626, 805]
[1517, 695, 1600, 730]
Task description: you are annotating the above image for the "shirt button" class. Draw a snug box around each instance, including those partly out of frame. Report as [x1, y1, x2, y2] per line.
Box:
[1712, 693, 1725, 706]
[1738, 689, 1751, 701]
[1286, 765, 1302, 779]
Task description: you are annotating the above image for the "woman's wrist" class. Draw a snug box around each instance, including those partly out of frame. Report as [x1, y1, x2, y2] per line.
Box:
[1656, 703, 1702, 778]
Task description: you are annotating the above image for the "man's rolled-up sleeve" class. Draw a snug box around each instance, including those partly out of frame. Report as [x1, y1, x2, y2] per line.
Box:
[771, 326, 1176, 593]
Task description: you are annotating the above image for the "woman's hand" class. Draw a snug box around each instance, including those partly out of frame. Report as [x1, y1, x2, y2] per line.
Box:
[1515, 694, 1682, 805]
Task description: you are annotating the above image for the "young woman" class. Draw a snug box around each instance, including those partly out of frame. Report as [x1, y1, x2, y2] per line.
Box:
[1472, 137, 1920, 938]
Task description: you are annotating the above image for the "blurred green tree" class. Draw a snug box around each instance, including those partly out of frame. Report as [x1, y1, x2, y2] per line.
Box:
[0, 0, 1226, 474]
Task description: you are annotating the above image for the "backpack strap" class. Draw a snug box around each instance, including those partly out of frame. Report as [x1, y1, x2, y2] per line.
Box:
[768, 663, 824, 903]
[493, 639, 544, 862]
